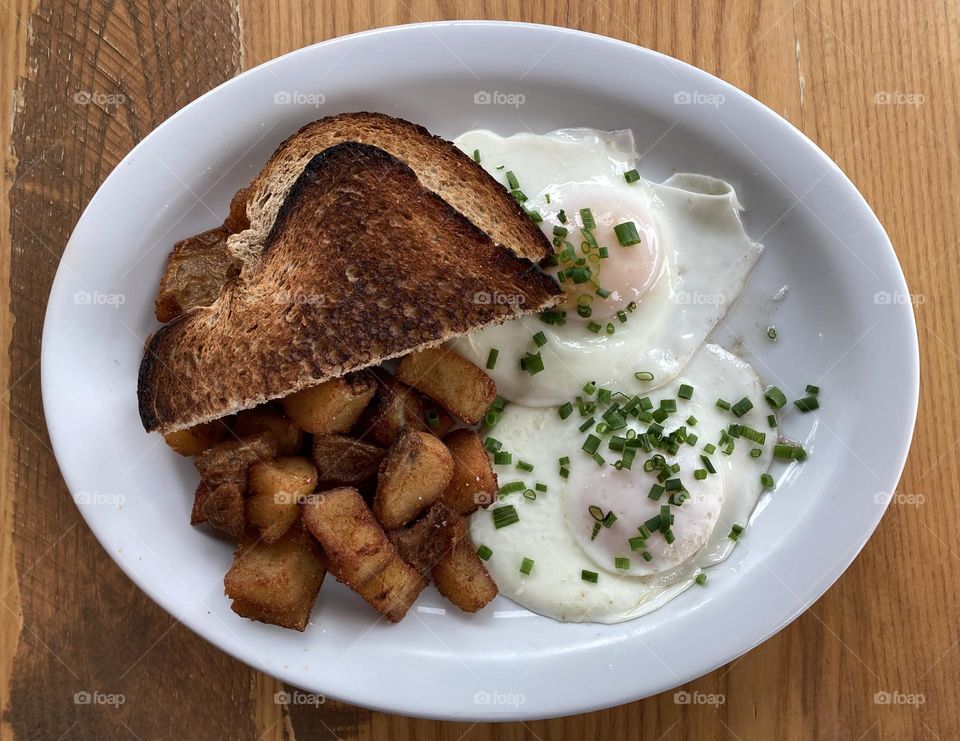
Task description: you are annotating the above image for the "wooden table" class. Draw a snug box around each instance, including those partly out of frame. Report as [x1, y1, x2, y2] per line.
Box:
[2, 1, 956, 738]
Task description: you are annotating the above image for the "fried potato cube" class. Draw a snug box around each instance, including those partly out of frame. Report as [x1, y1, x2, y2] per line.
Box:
[354, 556, 427, 623]
[300, 487, 395, 587]
[395, 347, 496, 425]
[441, 429, 499, 515]
[389, 503, 461, 574]
[247, 457, 318, 543]
[374, 430, 454, 529]
[197, 481, 246, 538]
[281, 373, 375, 434]
[233, 407, 304, 455]
[312, 434, 385, 488]
[163, 419, 228, 456]
[224, 525, 326, 631]
[190, 482, 211, 526]
[155, 227, 239, 322]
[432, 537, 498, 613]
[359, 374, 429, 446]
[194, 432, 279, 486]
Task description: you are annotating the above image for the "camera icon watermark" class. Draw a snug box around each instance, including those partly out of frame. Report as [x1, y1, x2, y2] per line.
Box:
[473, 90, 526, 108]
[473, 690, 525, 707]
[274, 690, 325, 706]
[273, 91, 326, 107]
[673, 91, 725, 108]
[874, 690, 925, 706]
[73, 290, 126, 308]
[74, 690, 125, 707]
[674, 690, 726, 706]
[874, 91, 925, 107]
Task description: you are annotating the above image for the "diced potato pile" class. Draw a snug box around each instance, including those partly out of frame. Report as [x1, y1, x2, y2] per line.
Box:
[163, 349, 500, 630]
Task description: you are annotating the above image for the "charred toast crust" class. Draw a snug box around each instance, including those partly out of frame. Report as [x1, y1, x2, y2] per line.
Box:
[139, 142, 563, 433]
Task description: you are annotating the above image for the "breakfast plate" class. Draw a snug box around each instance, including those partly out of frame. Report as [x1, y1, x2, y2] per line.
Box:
[41, 22, 919, 720]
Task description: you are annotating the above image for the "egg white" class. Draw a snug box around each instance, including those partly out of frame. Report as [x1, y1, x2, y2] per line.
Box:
[451, 129, 763, 407]
[468, 343, 774, 623]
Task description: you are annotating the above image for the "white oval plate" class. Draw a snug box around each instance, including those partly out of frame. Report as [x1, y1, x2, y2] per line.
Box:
[42, 22, 919, 720]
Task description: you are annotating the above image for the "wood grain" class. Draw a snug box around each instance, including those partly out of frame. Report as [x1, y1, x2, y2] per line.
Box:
[2, 1, 958, 739]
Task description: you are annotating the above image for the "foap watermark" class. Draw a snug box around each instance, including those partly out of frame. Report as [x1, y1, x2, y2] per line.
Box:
[674, 291, 727, 306]
[873, 290, 924, 306]
[75, 490, 125, 507]
[473, 291, 526, 308]
[73, 91, 126, 106]
[274, 690, 325, 707]
[473, 91, 526, 108]
[674, 690, 726, 706]
[874, 690, 925, 706]
[874, 490, 925, 507]
[271, 289, 328, 307]
[273, 91, 326, 107]
[874, 91, 925, 107]
[74, 690, 125, 707]
[674, 91, 725, 108]
[473, 690, 525, 707]
[74, 290, 125, 308]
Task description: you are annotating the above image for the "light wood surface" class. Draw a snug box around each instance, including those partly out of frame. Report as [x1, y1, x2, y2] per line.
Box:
[2, 1, 957, 739]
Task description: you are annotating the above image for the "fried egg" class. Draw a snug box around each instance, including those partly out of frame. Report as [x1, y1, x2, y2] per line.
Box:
[450, 129, 763, 406]
[468, 343, 774, 623]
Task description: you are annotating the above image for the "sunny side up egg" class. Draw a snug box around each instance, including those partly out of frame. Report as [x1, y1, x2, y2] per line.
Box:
[468, 343, 774, 623]
[450, 128, 763, 406]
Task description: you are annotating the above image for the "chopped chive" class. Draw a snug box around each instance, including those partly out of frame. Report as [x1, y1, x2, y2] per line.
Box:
[773, 442, 807, 460]
[492, 505, 520, 529]
[764, 386, 787, 409]
[535, 482, 547, 492]
[472, 149, 481, 163]
[761, 473, 775, 488]
[606, 323, 615, 335]
[499, 481, 525, 495]
[517, 460, 534, 472]
[700, 455, 716, 474]
[598, 388, 612, 404]
[694, 469, 707, 480]
[486, 348, 499, 369]
[806, 384, 820, 395]
[728, 523, 745, 541]
[519, 557, 535, 575]
[532, 331, 548, 347]
[629, 536, 646, 551]
[596, 286, 611, 299]
[426, 409, 441, 429]
[601, 511, 618, 528]
[731, 397, 754, 417]
[592, 452, 605, 466]
[599, 246, 610, 258]
[703, 443, 716, 454]
[558, 209, 567, 223]
[695, 573, 707, 585]
[559, 467, 569, 479]
[767, 325, 777, 340]
[583, 380, 598, 395]
[477, 544, 492, 560]
[794, 396, 820, 412]
[648, 483, 665, 501]
[750, 447, 762, 458]
[614, 221, 642, 246]
[614, 556, 630, 570]
[581, 570, 599, 583]
[660, 399, 677, 413]
[686, 433, 699, 446]
[624, 168, 641, 183]
[579, 208, 596, 229]
[678, 384, 694, 400]
[582, 435, 601, 454]
[521, 351, 545, 375]
[559, 402, 574, 420]
[493, 451, 512, 465]
[587, 321, 601, 333]
[559, 456, 570, 465]
[506, 171, 520, 190]
[635, 371, 654, 382]
[716, 399, 732, 411]
[664, 529, 676, 544]
[579, 416, 596, 432]
[768, 414, 777, 429]
[617, 310, 627, 323]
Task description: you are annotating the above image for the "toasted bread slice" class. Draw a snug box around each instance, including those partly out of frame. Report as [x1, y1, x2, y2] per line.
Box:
[139, 142, 562, 433]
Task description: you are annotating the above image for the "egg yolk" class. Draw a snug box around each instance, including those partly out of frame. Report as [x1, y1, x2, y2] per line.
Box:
[543, 187, 661, 321]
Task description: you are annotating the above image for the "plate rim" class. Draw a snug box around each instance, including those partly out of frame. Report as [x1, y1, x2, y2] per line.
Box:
[40, 20, 920, 721]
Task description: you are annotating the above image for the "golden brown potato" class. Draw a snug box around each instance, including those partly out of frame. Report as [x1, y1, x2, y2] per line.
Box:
[281, 373, 375, 434]
[373, 430, 454, 529]
[432, 537, 498, 613]
[395, 347, 497, 425]
[354, 555, 427, 623]
[224, 525, 326, 631]
[155, 227, 239, 322]
[198, 481, 246, 538]
[163, 419, 228, 456]
[300, 487, 395, 587]
[311, 434, 385, 488]
[233, 407, 303, 455]
[194, 432, 279, 486]
[358, 374, 429, 446]
[389, 503, 461, 574]
[190, 482, 211, 525]
[247, 456, 318, 542]
[441, 429, 499, 515]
